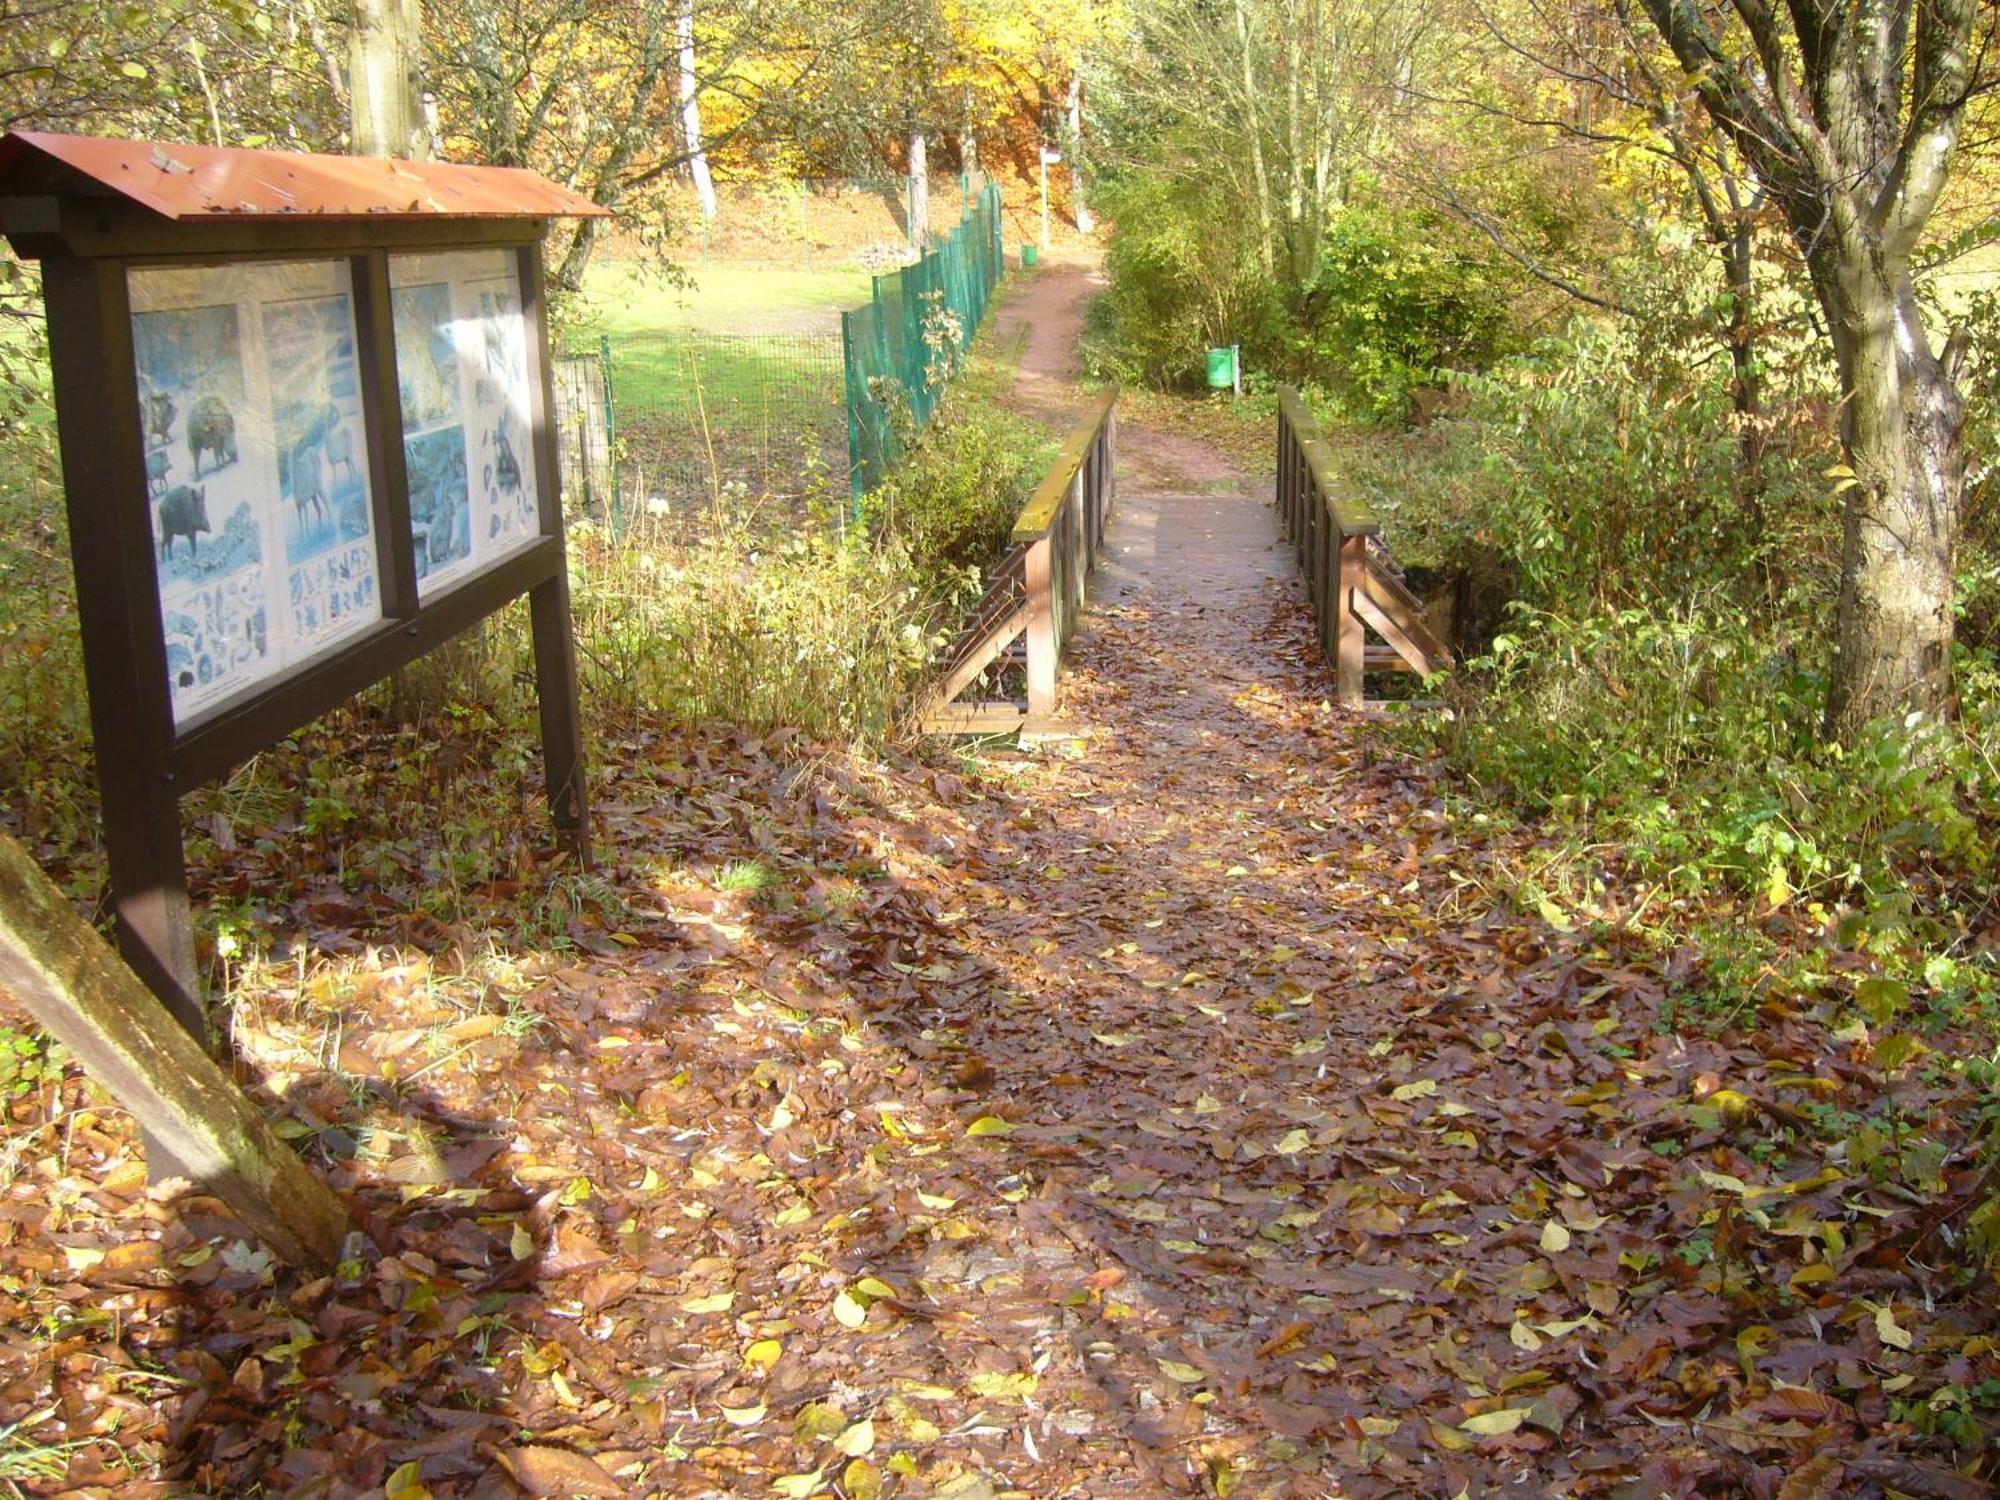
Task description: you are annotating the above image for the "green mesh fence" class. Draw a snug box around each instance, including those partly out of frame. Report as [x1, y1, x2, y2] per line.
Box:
[587, 330, 847, 522]
[843, 183, 1006, 497]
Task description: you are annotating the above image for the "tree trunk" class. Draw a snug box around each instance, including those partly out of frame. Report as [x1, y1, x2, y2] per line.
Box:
[1232, 0, 1275, 274]
[908, 128, 929, 247]
[678, 0, 716, 221]
[0, 831, 351, 1270]
[1066, 73, 1092, 234]
[1818, 259, 1964, 734]
[349, 0, 427, 159]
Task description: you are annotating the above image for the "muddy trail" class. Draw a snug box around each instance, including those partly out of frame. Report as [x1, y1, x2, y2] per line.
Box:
[6, 253, 1996, 1499]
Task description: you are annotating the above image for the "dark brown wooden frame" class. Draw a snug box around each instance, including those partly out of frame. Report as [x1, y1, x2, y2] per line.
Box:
[22, 221, 589, 1039]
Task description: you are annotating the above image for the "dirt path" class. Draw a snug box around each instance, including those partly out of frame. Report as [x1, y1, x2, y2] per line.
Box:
[992, 253, 1242, 494]
[991, 251, 1098, 422]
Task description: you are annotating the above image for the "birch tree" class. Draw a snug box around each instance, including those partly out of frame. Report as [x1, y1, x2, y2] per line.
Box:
[1105, 0, 1432, 296]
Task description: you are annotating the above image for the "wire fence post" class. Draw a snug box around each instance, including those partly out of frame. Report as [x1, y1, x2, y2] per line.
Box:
[598, 332, 620, 538]
[842, 309, 863, 516]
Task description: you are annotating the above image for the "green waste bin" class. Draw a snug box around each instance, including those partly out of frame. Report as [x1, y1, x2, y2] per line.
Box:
[1206, 345, 1239, 390]
[1021, 243, 1040, 268]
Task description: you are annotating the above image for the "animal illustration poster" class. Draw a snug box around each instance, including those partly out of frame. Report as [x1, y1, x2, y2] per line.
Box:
[390, 251, 543, 599]
[261, 291, 378, 653]
[129, 262, 380, 728]
[391, 279, 472, 589]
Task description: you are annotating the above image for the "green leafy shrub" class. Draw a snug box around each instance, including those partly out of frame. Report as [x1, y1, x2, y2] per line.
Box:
[1083, 169, 1285, 390]
[1348, 323, 1838, 621]
[1296, 206, 1515, 423]
[862, 400, 1048, 584]
[1087, 182, 1515, 415]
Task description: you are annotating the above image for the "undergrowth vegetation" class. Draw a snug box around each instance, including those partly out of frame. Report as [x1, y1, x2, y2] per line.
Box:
[1331, 299, 2000, 1055]
[1082, 175, 1518, 421]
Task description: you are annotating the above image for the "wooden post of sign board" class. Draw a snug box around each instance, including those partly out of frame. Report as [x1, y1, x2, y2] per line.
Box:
[40, 256, 206, 1044]
[0, 829, 351, 1269]
[519, 243, 592, 864]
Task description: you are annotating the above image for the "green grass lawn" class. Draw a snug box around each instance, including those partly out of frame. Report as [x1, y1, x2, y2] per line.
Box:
[573, 259, 873, 337]
[562, 258, 863, 500]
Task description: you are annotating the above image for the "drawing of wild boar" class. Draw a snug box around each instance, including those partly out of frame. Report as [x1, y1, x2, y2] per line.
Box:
[157, 484, 208, 560]
[188, 395, 237, 478]
[141, 389, 176, 448]
[145, 448, 172, 495]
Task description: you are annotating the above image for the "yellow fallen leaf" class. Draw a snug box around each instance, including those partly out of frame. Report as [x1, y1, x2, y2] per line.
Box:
[965, 1371, 1037, 1398]
[832, 1418, 875, 1457]
[1789, 1263, 1837, 1295]
[770, 1469, 826, 1499]
[1157, 1359, 1205, 1384]
[1391, 1079, 1437, 1102]
[1539, 1221, 1571, 1254]
[832, 1290, 868, 1329]
[720, 1400, 767, 1427]
[843, 1458, 883, 1500]
[1429, 1418, 1476, 1451]
[683, 1291, 734, 1314]
[794, 1401, 847, 1441]
[510, 1223, 535, 1260]
[1274, 1129, 1312, 1155]
[1460, 1406, 1530, 1436]
[854, 1276, 898, 1300]
[1875, 1304, 1915, 1351]
[965, 1115, 1015, 1138]
[744, 1339, 783, 1371]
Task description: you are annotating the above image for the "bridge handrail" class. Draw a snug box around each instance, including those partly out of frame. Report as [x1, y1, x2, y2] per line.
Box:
[921, 386, 1119, 732]
[1276, 385, 1379, 539]
[1013, 387, 1120, 544]
[1276, 384, 1448, 706]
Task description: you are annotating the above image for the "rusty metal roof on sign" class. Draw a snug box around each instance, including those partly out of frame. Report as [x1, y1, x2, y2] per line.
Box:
[0, 131, 610, 221]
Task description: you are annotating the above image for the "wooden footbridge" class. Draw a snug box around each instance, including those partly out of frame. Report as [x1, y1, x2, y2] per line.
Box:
[920, 386, 1451, 733]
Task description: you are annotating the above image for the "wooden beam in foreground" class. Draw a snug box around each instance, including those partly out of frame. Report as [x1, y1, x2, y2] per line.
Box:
[0, 830, 351, 1270]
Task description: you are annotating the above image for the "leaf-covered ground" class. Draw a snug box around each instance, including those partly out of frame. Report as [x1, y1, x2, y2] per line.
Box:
[4, 406, 2000, 1494]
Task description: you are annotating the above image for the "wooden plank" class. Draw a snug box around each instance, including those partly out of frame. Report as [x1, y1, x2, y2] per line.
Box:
[1362, 558, 1453, 667]
[1359, 559, 1452, 676]
[1354, 589, 1445, 678]
[1011, 387, 1118, 543]
[931, 605, 1029, 709]
[42, 256, 204, 1041]
[1024, 535, 1057, 716]
[1336, 534, 1367, 708]
[921, 701, 1030, 735]
[0, 829, 351, 1270]
[521, 241, 591, 865]
[1363, 644, 1416, 672]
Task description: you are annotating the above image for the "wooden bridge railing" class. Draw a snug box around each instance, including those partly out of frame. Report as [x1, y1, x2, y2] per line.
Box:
[1276, 385, 1451, 706]
[921, 387, 1118, 734]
